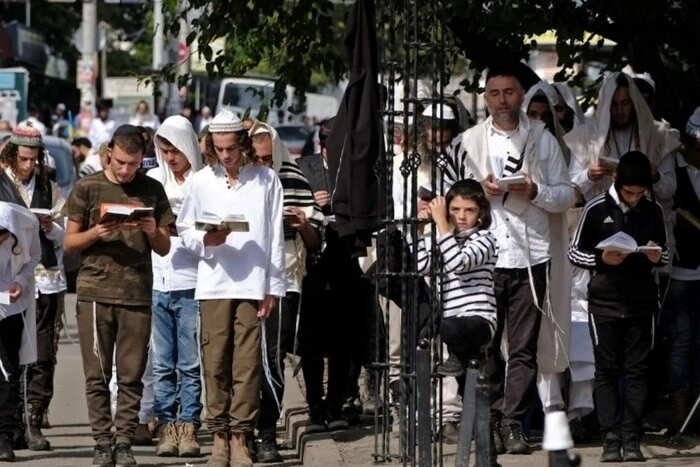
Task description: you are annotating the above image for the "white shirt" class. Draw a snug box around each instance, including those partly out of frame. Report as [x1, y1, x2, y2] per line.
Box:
[177, 163, 286, 300]
[149, 170, 199, 292]
[88, 118, 116, 149]
[486, 120, 574, 269]
[5, 170, 67, 294]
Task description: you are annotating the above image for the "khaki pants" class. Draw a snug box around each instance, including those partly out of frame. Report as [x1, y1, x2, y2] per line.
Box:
[200, 299, 261, 435]
[76, 301, 151, 446]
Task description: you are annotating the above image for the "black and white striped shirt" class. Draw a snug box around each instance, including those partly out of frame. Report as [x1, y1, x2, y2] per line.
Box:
[279, 160, 324, 239]
[414, 228, 499, 334]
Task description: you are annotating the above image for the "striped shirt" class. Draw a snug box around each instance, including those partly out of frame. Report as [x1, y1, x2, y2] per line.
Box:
[279, 161, 324, 239]
[414, 228, 499, 334]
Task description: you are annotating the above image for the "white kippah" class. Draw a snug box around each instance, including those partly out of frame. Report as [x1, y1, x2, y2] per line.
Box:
[422, 103, 456, 120]
[209, 107, 245, 133]
[687, 107, 700, 139]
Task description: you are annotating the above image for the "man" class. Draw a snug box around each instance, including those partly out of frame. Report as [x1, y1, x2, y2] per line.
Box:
[129, 101, 160, 130]
[566, 72, 679, 202]
[569, 151, 667, 462]
[177, 108, 285, 467]
[71, 137, 102, 179]
[88, 102, 116, 150]
[551, 83, 585, 134]
[1, 124, 66, 452]
[662, 107, 700, 436]
[249, 121, 323, 462]
[447, 66, 574, 455]
[145, 115, 204, 458]
[20, 107, 47, 136]
[63, 124, 174, 467]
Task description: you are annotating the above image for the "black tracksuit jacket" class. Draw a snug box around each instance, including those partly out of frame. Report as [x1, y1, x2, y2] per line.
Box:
[568, 189, 669, 318]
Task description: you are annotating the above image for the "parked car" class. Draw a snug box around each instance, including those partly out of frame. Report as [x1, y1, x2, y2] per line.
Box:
[1, 131, 79, 290]
[275, 124, 310, 157]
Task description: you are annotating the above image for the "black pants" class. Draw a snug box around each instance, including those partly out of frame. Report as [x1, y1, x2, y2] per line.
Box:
[0, 314, 24, 438]
[298, 230, 364, 416]
[257, 292, 299, 441]
[25, 292, 58, 410]
[590, 313, 652, 437]
[486, 262, 547, 424]
[441, 316, 493, 364]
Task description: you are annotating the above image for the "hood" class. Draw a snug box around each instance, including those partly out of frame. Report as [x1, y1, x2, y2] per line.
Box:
[248, 121, 292, 173]
[153, 115, 203, 176]
[150, 116, 203, 214]
[593, 72, 655, 139]
[523, 81, 571, 165]
[0, 201, 39, 266]
[551, 82, 585, 127]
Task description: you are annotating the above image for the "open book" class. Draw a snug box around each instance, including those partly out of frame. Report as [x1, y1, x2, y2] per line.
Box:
[29, 208, 53, 217]
[595, 231, 661, 254]
[496, 174, 526, 191]
[195, 214, 249, 232]
[598, 155, 619, 166]
[98, 206, 154, 224]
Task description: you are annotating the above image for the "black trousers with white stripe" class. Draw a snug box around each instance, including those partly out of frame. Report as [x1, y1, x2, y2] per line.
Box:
[0, 313, 24, 439]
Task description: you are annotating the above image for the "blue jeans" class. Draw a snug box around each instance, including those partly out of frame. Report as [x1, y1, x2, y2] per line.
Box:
[663, 279, 700, 393]
[152, 289, 203, 427]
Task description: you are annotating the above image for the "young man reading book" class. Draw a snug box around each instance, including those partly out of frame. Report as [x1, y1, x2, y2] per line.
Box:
[176, 109, 285, 467]
[568, 151, 668, 463]
[62, 124, 174, 467]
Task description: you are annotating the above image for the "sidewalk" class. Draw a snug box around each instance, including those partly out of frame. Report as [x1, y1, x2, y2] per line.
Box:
[24, 294, 700, 466]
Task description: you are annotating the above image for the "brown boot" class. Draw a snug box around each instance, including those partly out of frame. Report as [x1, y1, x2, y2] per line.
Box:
[178, 422, 201, 457]
[24, 405, 50, 451]
[668, 389, 691, 436]
[133, 423, 153, 446]
[229, 432, 253, 467]
[155, 422, 179, 457]
[206, 431, 230, 467]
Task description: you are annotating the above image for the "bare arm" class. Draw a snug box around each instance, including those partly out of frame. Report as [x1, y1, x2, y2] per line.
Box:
[63, 219, 118, 253]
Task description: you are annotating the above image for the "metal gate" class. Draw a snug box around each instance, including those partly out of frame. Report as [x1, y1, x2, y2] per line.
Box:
[372, 1, 455, 465]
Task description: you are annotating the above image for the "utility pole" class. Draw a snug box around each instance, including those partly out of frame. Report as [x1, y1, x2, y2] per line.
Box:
[153, 0, 165, 114]
[79, 0, 98, 111]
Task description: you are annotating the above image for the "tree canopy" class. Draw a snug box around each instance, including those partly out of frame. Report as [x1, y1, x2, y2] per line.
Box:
[161, 0, 699, 128]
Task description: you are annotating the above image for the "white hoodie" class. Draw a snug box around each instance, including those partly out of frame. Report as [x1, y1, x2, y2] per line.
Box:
[148, 116, 203, 292]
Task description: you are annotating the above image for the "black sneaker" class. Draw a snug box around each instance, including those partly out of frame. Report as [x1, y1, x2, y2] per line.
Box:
[256, 438, 283, 463]
[569, 417, 592, 444]
[491, 417, 506, 455]
[436, 354, 466, 378]
[600, 432, 623, 463]
[305, 405, 328, 434]
[92, 444, 113, 467]
[113, 443, 137, 467]
[501, 421, 531, 455]
[622, 434, 645, 462]
[327, 409, 349, 431]
[0, 435, 15, 462]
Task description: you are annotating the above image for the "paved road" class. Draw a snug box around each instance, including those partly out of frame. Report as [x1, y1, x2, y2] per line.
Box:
[18, 294, 700, 466]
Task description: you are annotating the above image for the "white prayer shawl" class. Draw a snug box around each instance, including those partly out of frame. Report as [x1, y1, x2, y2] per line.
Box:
[551, 83, 585, 128]
[523, 81, 572, 166]
[249, 121, 317, 292]
[564, 72, 680, 197]
[0, 202, 39, 365]
[449, 116, 572, 373]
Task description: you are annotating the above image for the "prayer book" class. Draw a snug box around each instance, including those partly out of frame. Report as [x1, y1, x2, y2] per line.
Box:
[29, 208, 53, 217]
[195, 214, 249, 232]
[496, 174, 526, 191]
[595, 231, 661, 254]
[98, 206, 154, 224]
[0, 292, 10, 306]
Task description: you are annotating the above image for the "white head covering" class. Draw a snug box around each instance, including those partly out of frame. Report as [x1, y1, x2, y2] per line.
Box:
[551, 82, 585, 127]
[149, 116, 203, 214]
[686, 107, 700, 138]
[248, 120, 292, 173]
[422, 104, 456, 120]
[633, 72, 656, 92]
[523, 81, 571, 165]
[209, 107, 245, 133]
